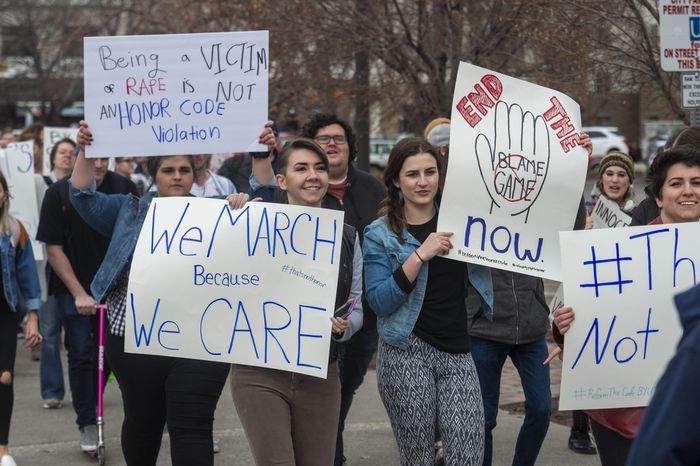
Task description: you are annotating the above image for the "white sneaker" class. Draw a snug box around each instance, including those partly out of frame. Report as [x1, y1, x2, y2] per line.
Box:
[80, 425, 98, 452]
[42, 398, 63, 409]
[0, 454, 18, 466]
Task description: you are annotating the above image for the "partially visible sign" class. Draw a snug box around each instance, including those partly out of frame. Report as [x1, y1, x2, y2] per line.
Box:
[682, 73, 700, 107]
[659, 0, 700, 71]
[0, 143, 44, 260]
[591, 196, 631, 229]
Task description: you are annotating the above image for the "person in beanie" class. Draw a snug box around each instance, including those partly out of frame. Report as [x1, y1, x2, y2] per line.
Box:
[595, 151, 635, 213]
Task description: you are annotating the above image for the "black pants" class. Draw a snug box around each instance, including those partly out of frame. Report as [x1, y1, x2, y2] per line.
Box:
[106, 332, 229, 466]
[0, 309, 19, 444]
[590, 419, 633, 466]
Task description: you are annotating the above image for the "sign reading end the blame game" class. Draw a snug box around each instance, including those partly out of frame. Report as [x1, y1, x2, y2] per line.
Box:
[84, 31, 269, 158]
[437, 62, 588, 280]
[125, 198, 344, 378]
[558, 223, 699, 410]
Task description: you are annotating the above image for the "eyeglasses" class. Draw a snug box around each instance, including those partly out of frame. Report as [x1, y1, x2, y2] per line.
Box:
[315, 135, 347, 145]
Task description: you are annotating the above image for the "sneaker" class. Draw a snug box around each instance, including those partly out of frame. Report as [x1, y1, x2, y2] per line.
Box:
[42, 398, 63, 409]
[80, 425, 98, 452]
[0, 454, 18, 466]
[213, 437, 220, 454]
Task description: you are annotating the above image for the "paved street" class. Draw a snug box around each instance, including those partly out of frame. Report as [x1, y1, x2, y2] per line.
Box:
[8, 336, 600, 466]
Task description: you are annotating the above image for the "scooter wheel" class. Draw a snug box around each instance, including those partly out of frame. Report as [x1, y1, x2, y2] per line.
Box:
[97, 445, 106, 466]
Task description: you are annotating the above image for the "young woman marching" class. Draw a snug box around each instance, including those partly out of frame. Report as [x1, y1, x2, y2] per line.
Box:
[362, 137, 493, 466]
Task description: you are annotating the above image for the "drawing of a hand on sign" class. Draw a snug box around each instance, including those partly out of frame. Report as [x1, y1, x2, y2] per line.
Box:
[475, 101, 550, 223]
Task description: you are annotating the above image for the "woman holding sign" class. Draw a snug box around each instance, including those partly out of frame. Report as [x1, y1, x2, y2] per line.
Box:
[69, 120, 272, 466]
[229, 138, 363, 466]
[0, 171, 42, 466]
[553, 146, 700, 466]
[363, 137, 493, 465]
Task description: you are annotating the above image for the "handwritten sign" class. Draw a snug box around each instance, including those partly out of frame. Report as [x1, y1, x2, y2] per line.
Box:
[83, 31, 269, 158]
[591, 196, 631, 229]
[437, 63, 588, 280]
[42, 127, 78, 176]
[558, 223, 698, 410]
[126, 198, 344, 378]
[0, 143, 44, 260]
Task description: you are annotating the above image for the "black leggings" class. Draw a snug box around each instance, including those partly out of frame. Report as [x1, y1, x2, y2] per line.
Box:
[0, 309, 19, 445]
[590, 419, 633, 466]
[106, 332, 229, 466]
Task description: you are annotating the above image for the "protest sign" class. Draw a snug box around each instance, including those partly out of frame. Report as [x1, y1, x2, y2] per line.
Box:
[0, 143, 43, 260]
[126, 197, 344, 378]
[83, 31, 269, 158]
[558, 223, 698, 410]
[591, 196, 631, 229]
[437, 63, 588, 280]
[42, 127, 79, 176]
[549, 283, 564, 317]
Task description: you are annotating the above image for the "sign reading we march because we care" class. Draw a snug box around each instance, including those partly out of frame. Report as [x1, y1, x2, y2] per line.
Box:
[558, 223, 699, 410]
[83, 31, 269, 158]
[126, 198, 344, 378]
[438, 63, 588, 280]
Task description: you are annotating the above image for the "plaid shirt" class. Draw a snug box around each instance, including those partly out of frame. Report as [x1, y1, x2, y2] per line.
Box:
[105, 264, 130, 337]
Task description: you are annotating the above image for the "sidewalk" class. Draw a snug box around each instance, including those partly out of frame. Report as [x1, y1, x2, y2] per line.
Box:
[9, 341, 599, 465]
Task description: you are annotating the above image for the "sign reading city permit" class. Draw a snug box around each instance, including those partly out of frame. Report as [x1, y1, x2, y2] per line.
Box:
[659, 0, 700, 71]
[125, 198, 344, 378]
[437, 62, 587, 280]
[83, 31, 269, 158]
[591, 196, 631, 229]
[42, 127, 79, 175]
[0, 143, 43, 260]
[558, 223, 698, 410]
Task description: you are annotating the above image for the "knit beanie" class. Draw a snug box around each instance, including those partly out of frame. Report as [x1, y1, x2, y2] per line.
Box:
[599, 151, 634, 183]
[424, 117, 451, 148]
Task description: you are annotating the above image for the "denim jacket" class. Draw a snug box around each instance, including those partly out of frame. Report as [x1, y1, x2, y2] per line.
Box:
[363, 216, 493, 349]
[70, 180, 154, 302]
[2, 218, 41, 312]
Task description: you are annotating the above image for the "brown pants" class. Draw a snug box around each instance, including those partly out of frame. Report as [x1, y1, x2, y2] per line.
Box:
[231, 362, 341, 466]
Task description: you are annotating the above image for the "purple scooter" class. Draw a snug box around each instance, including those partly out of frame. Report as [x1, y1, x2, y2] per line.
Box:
[96, 304, 107, 465]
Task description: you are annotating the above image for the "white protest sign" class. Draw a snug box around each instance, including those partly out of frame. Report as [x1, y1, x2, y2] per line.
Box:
[126, 198, 344, 378]
[438, 62, 588, 280]
[42, 127, 78, 176]
[0, 143, 44, 260]
[659, 0, 700, 71]
[558, 223, 698, 410]
[591, 196, 631, 229]
[83, 31, 269, 158]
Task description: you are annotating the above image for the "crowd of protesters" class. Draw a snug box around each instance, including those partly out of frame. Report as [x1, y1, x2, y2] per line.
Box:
[0, 112, 699, 466]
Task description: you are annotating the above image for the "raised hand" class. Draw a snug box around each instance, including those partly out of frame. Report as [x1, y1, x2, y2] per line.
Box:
[475, 101, 551, 222]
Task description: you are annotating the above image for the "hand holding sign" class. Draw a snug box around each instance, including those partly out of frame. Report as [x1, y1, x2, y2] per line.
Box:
[475, 101, 551, 223]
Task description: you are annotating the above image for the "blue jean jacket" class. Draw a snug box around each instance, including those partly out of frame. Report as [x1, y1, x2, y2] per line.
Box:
[2, 219, 41, 313]
[363, 216, 493, 350]
[69, 180, 155, 302]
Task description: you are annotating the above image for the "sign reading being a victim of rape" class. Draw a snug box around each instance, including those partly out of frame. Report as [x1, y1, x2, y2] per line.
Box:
[558, 223, 699, 410]
[437, 63, 588, 280]
[83, 31, 269, 158]
[125, 198, 344, 378]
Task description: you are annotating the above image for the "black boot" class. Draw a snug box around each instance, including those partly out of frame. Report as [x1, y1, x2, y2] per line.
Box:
[569, 411, 597, 455]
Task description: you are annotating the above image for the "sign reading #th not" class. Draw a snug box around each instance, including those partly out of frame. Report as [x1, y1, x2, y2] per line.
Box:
[83, 31, 269, 158]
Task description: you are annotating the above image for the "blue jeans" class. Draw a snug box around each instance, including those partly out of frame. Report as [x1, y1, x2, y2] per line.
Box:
[334, 322, 378, 466]
[39, 295, 66, 401]
[470, 336, 551, 466]
[55, 293, 96, 429]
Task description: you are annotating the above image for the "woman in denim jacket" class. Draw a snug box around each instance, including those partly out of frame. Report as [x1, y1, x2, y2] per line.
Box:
[363, 137, 493, 466]
[0, 171, 42, 466]
[68, 121, 271, 466]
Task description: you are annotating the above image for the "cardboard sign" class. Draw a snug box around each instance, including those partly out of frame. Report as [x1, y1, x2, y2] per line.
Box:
[438, 63, 588, 280]
[42, 127, 78, 176]
[126, 198, 344, 378]
[0, 143, 44, 260]
[83, 31, 269, 158]
[591, 196, 631, 229]
[558, 223, 698, 410]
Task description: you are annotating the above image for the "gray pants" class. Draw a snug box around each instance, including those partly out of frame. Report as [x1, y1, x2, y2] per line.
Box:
[231, 362, 341, 466]
[377, 334, 485, 466]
